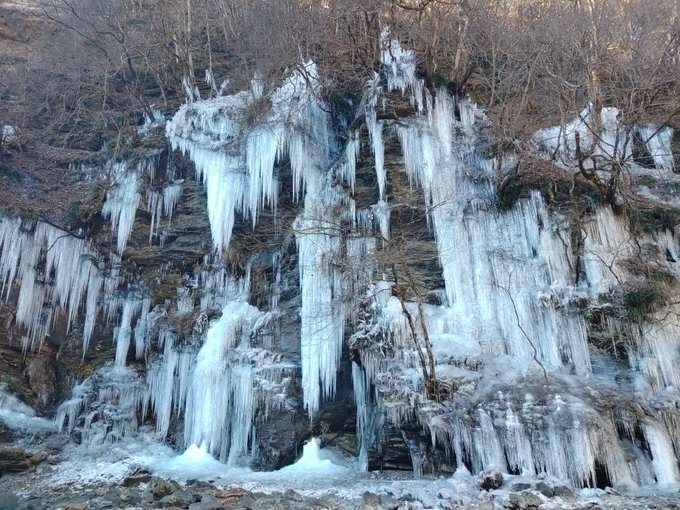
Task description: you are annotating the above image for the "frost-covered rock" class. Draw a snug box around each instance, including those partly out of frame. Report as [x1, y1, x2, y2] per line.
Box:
[552, 485, 574, 499]
[476, 470, 503, 490]
[416, 492, 437, 508]
[437, 488, 455, 499]
[534, 481, 553, 498]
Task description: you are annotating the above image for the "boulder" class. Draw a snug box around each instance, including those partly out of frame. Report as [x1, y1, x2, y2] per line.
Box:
[510, 483, 531, 492]
[379, 494, 401, 510]
[362, 492, 381, 509]
[437, 488, 455, 499]
[506, 491, 542, 509]
[534, 481, 553, 497]
[552, 485, 574, 499]
[122, 469, 152, 487]
[476, 470, 503, 490]
[158, 489, 196, 507]
[416, 493, 437, 509]
[148, 477, 181, 500]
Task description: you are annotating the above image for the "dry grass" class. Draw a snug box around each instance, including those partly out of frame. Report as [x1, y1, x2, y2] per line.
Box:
[0, 141, 95, 225]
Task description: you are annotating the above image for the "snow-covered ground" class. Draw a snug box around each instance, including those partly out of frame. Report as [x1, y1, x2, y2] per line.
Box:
[2, 436, 678, 510]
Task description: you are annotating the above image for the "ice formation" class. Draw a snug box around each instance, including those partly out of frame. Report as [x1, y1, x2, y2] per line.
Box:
[167, 63, 349, 416]
[3, 30, 680, 493]
[0, 384, 55, 432]
[1, 124, 15, 142]
[637, 126, 675, 173]
[101, 164, 140, 255]
[183, 301, 261, 464]
[0, 216, 105, 352]
[147, 182, 182, 243]
[533, 104, 631, 164]
[340, 34, 680, 489]
[166, 88, 278, 252]
[276, 437, 348, 475]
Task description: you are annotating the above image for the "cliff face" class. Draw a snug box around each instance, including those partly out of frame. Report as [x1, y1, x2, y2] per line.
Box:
[2, 13, 680, 494]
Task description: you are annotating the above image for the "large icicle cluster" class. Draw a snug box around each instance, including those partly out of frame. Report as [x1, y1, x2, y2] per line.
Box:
[167, 64, 353, 417]
[0, 212, 162, 362]
[101, 154, 162, 255]
[342, 33, 680, 489]
[56, 365, 149, 448]
[636, 126, 676, 173]
[166, 84, 283, 252]
[158, 34, 680, 483]
[55, 264, 296, 459]
[0, 215, 103, 352]
[146, 294, 295, 464]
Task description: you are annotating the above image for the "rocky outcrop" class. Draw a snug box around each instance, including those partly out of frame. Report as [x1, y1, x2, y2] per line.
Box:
[0, 446, 47, 476]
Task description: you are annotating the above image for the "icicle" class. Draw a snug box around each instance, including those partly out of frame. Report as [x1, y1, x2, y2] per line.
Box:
[337, 134, 359, 192]
[504, 405, 535, 475]
[473, 410, 505, 471]
[372, 200, 390, 241]
[101, 165, 140, 255]
[365, 95, 386, 200]
[271, 252, 282, 311]
[147, 333, 191, 439]
[147, 190, 162, 244]
[114, 296, 143, 367]
[162, 183, 182, 222]
[296, 211, 346, 416]
[251, 73, 263, 99]
[182, 76, 194, 102]
[133, 297, 153, 360]
[0, 215, 104, 352]
[167, 92, 249, 252]
[396, 96, 590, 374]
[55, 365, 149, 448]
[82, 268, 102, 355]
[246, 125, 280, 226]
[379, 28, 423, 111]
[352, 362, 370, 471]
[266, 62, 350, 417]
[533, 105, 630, 163]
[138, 106, 165, 136]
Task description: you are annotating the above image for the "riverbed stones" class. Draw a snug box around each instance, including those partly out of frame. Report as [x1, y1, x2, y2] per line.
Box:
[510, 483, 531, 492]
[378, 494, 401, 510]
[505, 490, 542, 509]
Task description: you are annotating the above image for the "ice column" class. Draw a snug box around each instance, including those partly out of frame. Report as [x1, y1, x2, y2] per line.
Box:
[352, 362, 370, 471]
[183, 302, 261, 464]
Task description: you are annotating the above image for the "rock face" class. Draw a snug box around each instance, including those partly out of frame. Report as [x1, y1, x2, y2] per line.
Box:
[0, 446, 47, 475]
[2, 24, 680, 495]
